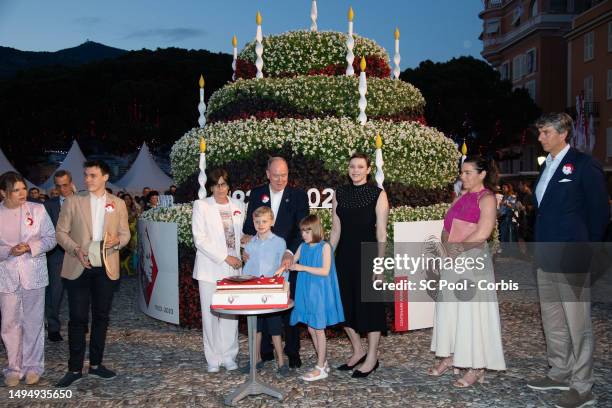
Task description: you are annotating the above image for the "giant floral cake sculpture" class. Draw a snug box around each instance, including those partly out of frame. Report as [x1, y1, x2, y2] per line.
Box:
[146, 30, 460, 328]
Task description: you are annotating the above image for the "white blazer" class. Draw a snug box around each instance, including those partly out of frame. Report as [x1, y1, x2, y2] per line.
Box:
[192, 196, 245, 283]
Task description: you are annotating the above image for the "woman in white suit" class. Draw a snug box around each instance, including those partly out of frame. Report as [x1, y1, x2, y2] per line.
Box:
[0, 172, 56, 386]
[192, 168, 245, 373]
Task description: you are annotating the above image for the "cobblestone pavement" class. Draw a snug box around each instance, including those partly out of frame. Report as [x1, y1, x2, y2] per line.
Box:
[1, 256, 610, 407]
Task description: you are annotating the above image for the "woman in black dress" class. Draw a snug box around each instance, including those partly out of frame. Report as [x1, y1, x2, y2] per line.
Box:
[330, 153, 389, 377]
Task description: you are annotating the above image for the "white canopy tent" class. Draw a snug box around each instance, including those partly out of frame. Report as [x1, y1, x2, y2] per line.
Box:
[42, 140, 119, 193]
[115, 142, 173, 195]
[0, 147, 41, 191]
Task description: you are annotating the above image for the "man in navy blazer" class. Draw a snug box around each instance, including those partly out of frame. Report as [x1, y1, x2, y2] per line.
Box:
[243, 157, 309, 368]
[526, 113, 609, 408]
[43, 170, 75, 342]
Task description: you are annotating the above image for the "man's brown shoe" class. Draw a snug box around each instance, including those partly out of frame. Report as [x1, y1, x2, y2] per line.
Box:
[527, 376, 570, 391]
[554, 389, 595, 408]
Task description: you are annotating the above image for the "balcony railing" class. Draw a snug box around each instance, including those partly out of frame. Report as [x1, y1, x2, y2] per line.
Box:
[565, 102, 600, 117]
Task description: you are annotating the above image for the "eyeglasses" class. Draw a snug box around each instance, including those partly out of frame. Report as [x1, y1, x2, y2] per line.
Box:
[213, 182, 228, 189]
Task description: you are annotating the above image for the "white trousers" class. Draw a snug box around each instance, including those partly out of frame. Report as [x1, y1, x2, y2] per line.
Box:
[197, 281, 239, 368]
[0, 286, 45, 377]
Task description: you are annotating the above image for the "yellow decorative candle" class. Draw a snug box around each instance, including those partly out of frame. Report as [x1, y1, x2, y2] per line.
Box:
[256, 11, 262, 25]
[348, 6, 354, 22]
[200, 137, 206, 153]
[360, 56, 366, 72]
[199, 75, 205, 89]
[375, 133, 382, 149]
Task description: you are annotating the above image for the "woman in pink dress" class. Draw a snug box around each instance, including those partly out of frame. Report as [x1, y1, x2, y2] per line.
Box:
[0, 172, 56, 386]
[428, 156, 506, 387]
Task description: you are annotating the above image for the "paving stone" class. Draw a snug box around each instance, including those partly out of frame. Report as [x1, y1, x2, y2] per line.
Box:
[0, 256, 610, 407]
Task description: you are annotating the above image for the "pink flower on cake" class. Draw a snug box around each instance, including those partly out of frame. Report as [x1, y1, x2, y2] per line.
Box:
[562, 163, 574, 175]
[233, 210, 241, 216]
[261, 194, 270, 204]
[105, 202, 115, 213]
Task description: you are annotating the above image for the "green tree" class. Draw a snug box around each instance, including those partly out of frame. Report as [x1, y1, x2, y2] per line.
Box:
[400, 56, 540, 154]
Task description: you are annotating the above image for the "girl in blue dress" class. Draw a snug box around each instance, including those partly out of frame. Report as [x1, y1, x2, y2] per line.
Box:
[277, 214, 344, 381]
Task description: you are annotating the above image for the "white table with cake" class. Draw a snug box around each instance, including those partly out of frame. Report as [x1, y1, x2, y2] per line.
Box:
[211, 275, 292, 406]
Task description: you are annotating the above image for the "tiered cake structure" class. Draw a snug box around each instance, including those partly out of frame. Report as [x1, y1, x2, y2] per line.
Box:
[149, 25, 461, 327]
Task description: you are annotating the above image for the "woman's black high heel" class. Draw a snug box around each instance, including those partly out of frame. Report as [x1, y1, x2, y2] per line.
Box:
[351, 360, 379, 378]
[337, 355, 367, 371]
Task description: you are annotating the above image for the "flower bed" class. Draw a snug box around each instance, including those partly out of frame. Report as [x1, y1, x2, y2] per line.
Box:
[142, 202, 451, 249]
[171, 118, 459, 188]
[237, 30, 389, 78]
[206, 76, 424, 123]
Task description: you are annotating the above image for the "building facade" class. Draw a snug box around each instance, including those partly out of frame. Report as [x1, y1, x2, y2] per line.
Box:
[480, 0, 609, 173]
[566, 0, 612, 164]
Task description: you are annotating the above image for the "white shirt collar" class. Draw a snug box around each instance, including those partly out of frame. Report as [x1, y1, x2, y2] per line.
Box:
[545, 144, 570, 166]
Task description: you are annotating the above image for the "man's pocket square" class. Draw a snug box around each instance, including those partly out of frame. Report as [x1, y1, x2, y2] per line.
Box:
[559, 178, 572, 183]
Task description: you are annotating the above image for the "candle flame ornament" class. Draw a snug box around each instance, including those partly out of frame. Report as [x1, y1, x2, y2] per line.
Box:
[460, 140, 467, 164]
[198, 75, 206, 128]
[232, 35, 238, 81]
[358, 56, 367, 125]
[375, 133, 384, 189]
[345, 6, 355, 76]
[310, 0, 318, 32]
[255, 11, 264, 79]
[393, 28, 401, 80]
[198, 137, 207, 199]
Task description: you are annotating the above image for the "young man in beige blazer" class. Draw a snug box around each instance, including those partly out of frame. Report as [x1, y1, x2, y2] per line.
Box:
[55, 160, 130, 387]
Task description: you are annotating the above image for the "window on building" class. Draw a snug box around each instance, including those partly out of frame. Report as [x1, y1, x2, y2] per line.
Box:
[485, 20, 500, 35]
[512, 5, 522, 26]
[524, 80, 536, 101]
[525, 48, 536, 74]
[608, 22, 612, 52]
[584, 75, 593, 102]
[530, 0, 538, 17]
[607, 70, 612, 100]
[607, 128, 612, 159]
[512, 55, 523, 81]
[500, 61, 510, 80]
[584, 31, 594, 61]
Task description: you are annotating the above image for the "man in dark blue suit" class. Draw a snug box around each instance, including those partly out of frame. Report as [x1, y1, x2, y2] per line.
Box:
[526, 113, 609, 408]
[43, 170, 75, 342]
[243, 157, 309, 368]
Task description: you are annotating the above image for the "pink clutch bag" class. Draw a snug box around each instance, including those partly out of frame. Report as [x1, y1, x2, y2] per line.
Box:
[448, 218, 478, 243]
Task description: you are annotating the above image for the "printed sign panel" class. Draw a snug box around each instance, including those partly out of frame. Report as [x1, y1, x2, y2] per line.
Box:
[138, 219, 179, 324]
[393, 220, 443, 331]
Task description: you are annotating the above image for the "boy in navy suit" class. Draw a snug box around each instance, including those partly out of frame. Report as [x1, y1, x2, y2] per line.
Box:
[243, 157, 309, 368]
[526, 113, 609, 408]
